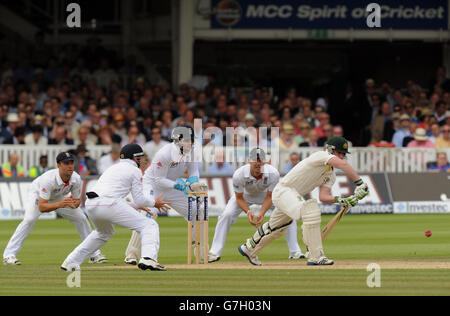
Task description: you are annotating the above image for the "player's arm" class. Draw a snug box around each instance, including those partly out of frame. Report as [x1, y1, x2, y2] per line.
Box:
[235, 192, 257, 226]
[256, 191, 273, 226]
[318, 186, 336, 204]
[327, 157, 369, 200]
[131, 170, 171, 212]
[151, 154, 177, 190]
[38, 197, 76, 213]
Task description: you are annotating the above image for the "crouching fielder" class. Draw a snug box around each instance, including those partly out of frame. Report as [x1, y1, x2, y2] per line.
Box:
[61, 144, 170, 271]
[209, 148, 285, 263]
[238, 137, 369, 266]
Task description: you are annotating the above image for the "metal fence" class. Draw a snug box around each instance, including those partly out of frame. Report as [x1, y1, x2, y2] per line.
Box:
[0, 145, 449, 174]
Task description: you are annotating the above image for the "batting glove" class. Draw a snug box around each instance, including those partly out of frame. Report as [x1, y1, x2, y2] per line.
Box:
[354, 179, 369, 200]
[335, 195, 359, 209]
[174, 178, 188, 195]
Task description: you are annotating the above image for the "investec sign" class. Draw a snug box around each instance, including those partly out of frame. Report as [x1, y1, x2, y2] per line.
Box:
[211, 0, 448, 29]
[0, 182, 56, 220]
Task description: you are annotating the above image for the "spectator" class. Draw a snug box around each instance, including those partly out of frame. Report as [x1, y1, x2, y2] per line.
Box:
[29, 155, 52, 178]
[143, 127, 169, 160]
[435, 125, 450, 148]
[24, 125, 47, 146]
[371, 101, 392, 143]
[0, 113, 20, 143]
[48, 126, 74, 145]
[402, 121, 418, 147]
[407, 128, 435, 148]
[314, 112, 330, 137]
[435, 101, 448, 126]
[427, 152, 450, 173]
[318, 123, 333, 146]
[429, 122, 441, 144]
[121, 125, 146, 147]
[1, 153, 25, 178]
[92, 58, 119, 91]
[74, 144, 98, 176]
[75, 125, 95, 147]
[300, 129, 320, 147]
[283, 152, 300, 174]
[392, 114, 411, 147]
[294, 122, 311, 145]
[97, 143, 121, 174]
[275, 123, 297, 151]
[3, 126, 26, 144]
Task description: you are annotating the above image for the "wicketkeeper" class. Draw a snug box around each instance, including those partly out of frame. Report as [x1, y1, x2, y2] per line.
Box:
[124, 125, 209, 264]
[238, 136, 369, 266]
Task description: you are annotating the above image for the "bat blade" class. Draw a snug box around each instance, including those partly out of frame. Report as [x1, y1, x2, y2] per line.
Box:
[321, 205, 350, 241]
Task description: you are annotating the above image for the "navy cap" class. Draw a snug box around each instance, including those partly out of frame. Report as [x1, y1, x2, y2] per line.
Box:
[56, 152, 75, 164]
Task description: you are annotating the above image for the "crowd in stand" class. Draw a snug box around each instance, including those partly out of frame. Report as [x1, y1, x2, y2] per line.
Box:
[1, 37, 450, 178]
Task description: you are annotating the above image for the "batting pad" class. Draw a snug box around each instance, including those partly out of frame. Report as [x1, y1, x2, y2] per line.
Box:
[301, 199, 324, 261]
[125, 230, 141, 259]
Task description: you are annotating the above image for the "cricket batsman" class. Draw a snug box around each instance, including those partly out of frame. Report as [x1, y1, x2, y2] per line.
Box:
[208, 147, 304, 263]
[124, 125, 208, 263]
[238, 136, 369, 266]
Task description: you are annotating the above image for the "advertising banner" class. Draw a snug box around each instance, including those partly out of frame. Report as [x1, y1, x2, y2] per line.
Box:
[211, 0, 448, 30]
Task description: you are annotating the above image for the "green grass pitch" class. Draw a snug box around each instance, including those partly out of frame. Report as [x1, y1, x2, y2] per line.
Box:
[1, 214, 450, 296]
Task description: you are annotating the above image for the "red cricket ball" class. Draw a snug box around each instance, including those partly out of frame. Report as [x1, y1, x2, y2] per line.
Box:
[425, 230, 432, 237]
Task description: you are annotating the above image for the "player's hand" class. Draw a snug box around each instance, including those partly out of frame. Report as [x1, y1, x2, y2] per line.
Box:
[247, 211, 258, 227]
[354, 179, 369, 200]
[174, 178, 188, 195]
[335, 195, 358, 209]
[154, 193, 171, 213]
[60, 197, 76, 209]
[139, 207, 158, 220]
[255, 213, 264, 227]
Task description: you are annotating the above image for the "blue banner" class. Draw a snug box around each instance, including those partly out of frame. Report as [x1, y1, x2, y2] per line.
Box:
[211, 0, 448, 29]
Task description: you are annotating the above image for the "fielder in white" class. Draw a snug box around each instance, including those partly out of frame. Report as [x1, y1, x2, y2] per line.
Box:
[3, 152, 107, 265]
[238, 136, 369, 266]
[208, 148, 305, 263]
[124, 125, 208, 263]
[61, 144, 170, 271]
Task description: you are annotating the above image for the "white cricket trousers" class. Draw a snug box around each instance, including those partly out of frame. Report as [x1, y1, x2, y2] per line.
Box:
[3, 192, 100, 259]
[209, 195, 302, 257]
[65, 198, 159, 265]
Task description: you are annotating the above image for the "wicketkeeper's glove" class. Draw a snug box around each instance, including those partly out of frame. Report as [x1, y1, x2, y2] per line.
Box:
[354, 179, 369, 200]
[174, 178, 188, 195]
[334, 195, 359, 209]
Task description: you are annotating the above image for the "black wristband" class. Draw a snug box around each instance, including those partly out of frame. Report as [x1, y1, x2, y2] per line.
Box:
[354, 179, 363, 186]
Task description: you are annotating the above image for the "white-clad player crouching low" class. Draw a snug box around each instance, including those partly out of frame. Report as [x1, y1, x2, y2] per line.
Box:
[238, 136, 369, 266]
[124, 125, 209, 263]
[61, 144, 170, 271]
[3, 152, 107, 265]
[208, 148, 293, 263]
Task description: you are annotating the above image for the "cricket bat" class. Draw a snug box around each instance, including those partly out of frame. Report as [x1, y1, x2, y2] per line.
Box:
[321, 205, 350, 241]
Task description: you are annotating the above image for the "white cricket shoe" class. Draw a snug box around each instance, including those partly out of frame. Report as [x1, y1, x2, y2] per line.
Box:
[124, 257, 137, 265]
[208, 252, 221, 263]
[3, 255, 21, 265]
[138, 257, 167, 271]
[306, 256, 334, 266]
[238, 244, 262, 266]
[89, 254, 108, 264]
[61, 260, 80, 271]
[288, 251, 306, 259]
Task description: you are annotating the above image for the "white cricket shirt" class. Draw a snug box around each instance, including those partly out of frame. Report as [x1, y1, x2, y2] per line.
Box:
[32, 169, 82, 203]
[280, 150, 336, 196]
[144, 143, 199, 191]
[232, 164, 280, 204]
[91, 159, 155, 207]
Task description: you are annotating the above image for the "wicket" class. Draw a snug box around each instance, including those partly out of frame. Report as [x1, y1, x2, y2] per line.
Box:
[187, 191, 209, 264]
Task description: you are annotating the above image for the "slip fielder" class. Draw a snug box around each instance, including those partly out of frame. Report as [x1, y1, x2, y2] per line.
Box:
[208, 147, 305, 263]
[61, 144, 170, 271]
[3, 152, 107, 266]
[238, 136, 369, 266]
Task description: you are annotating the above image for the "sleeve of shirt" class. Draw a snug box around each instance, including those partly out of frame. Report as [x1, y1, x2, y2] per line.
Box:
[151, 152, 177, 190]
[187, 162, 200, 178]
[131, 170, 155, 207]
[268, 169, 280, 192]
[322, 172, 336, 190]
[71, 176, 82, 199]
[232, 170, 244, 194]
[318, 151, 336, 166]
[38, 179, 52, 200]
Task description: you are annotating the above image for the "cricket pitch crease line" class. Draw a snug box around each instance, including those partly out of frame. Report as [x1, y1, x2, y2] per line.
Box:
[83, 260, 450, 271]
